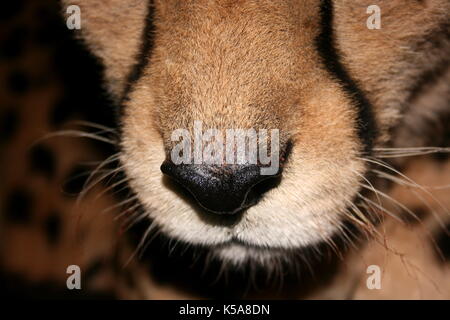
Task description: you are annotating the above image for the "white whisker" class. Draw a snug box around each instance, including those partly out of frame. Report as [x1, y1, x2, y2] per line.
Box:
[358, 185, 417, 224]
[35, 130, 117, 145]
[361, 157, 449, 220]
[69, 120, 118, 135]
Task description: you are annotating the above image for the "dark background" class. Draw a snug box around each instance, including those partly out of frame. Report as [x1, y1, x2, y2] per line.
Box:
[0, 0, 116, 298]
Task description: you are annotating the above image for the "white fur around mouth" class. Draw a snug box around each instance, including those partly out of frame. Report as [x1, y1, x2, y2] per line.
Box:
[211, 240, 298, 266]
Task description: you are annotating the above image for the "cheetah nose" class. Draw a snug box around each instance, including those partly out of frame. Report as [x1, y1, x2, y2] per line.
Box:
[160, 161, 280, 215]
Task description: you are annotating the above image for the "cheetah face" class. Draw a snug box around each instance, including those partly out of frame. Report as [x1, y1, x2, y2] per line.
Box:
[120, 1, 370, 265]
[66, 0, 450, 265]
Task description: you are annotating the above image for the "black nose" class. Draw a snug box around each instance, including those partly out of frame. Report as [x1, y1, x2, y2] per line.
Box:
[161, 161, 280, 215]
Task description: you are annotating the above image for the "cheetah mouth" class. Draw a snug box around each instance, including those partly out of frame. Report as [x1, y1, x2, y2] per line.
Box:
[206, 235, 341, 266]
[216, 237, 287, 252]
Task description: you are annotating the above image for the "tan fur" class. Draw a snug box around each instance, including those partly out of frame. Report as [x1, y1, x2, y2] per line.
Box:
[1, 0, 448, 299]
[59, 0, 450, 259]
[335, 0, 450, 143]
[117, 0, 368, 254]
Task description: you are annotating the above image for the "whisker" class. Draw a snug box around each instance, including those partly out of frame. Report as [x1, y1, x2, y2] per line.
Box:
[80, 166, 124, 199]
[372, 169, 448, 229]
[138, 227, 163, 259]
[34, 130, 117, 145]
[76, 154, 122, 205]
[102, 195, 139, 214]
[358, 185, 417, 224]
[63, 169, 112, 188]
[69, 120, 118, 135]
[341, 201, 377, 237]
[373, 168, 450, 190]
[351, 168, 382, 209]
[374, 146, 450, 152]
[114, 202, 142, 221]
[94, 176, 130, 200]
[347, 200, 376, 229]
[124, 220, 158, 267]
[373, 147, 450, 158]
[361, 157, 450, 219]
[369, 162, 450, 213]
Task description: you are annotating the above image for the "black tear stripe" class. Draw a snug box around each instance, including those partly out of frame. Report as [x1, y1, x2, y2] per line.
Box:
[117, 0, 156, 121]
[316, 0, 377, 155]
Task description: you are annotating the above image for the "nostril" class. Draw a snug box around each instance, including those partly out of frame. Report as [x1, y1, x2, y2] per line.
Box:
[160, 161, 281, 215]
[160, 161, 182, 180]
[245, 173, 282, 205]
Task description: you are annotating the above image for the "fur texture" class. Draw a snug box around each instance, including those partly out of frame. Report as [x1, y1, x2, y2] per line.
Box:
[61, 0, 450, 264]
